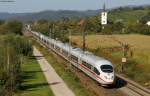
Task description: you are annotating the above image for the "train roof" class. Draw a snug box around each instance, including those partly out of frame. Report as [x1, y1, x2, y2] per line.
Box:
[33, 31, 113, 67]
[70, 47, 112, 66]
[51, 36, 112, 66]
[81, 52, 112, 66]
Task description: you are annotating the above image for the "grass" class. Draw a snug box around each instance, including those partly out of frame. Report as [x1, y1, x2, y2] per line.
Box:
[15, 57, 54, 96]
[33, 41, 98, 96]
[72, 34, 150, 88]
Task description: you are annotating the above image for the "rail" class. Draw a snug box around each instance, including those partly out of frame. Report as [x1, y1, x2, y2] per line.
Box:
[116, 74, 150, 96]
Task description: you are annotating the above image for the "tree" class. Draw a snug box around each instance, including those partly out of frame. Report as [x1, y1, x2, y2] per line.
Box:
[86, 16, 102, 33]
[32, 19, 49, 35]
[6, 20, 23, 35]
[0, 20, 23, 35]
[0, 20, 4, 25]
[140, 11, 150, 24]
[112, 21, 124, 33]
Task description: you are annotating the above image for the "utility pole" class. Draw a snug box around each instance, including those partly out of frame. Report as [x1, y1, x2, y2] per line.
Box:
[121, 43, 128, 73]
[63, 17, 69, 42]
[48, 22, 52, 38]
[52, 23, 55, 39]
[69, 28, 72, 70]
[78, 19, 87, 52]
[62, 17, 65, 42]
[83, 26, 86, 52]
[6, 45, 13, 96]
[6, 45, 10, 72]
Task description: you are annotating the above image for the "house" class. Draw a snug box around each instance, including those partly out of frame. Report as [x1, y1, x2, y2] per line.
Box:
[146, 21, 150, 26]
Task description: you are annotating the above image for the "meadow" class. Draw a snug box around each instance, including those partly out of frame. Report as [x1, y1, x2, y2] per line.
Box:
[15, 57, 54, 96]
[72, 34, 150, 88]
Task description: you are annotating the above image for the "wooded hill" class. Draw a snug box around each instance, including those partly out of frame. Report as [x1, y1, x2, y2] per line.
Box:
[0, 10, 101, 22]
[0, 5, 150, 23]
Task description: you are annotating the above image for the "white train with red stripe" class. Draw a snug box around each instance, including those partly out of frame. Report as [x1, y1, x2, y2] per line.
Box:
[31, 31, 115, 86]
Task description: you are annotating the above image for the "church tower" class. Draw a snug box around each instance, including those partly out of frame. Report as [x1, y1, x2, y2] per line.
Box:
[101, 3, 108, 25]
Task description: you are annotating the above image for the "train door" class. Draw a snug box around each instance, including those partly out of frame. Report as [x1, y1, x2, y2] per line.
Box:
[91, 66, 97, 81]
[78, 55, 82, 70]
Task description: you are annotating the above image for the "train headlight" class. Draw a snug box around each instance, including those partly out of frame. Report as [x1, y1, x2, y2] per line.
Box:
[111, 76, 114, 80]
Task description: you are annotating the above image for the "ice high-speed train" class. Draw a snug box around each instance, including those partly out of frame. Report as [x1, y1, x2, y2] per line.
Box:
[31, 31, 115, 86]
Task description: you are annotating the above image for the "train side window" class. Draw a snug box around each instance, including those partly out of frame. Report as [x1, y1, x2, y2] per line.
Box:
[47, 41, 49, 44]
[71, 55, 78, 62]
[82, 61, 91, 69]
[62, 50, 68, 56]
[51, 44, 54, 47]
[94, 67, 100, 75]
[45, 40, 47, 44]
[55, 46, 60, 51]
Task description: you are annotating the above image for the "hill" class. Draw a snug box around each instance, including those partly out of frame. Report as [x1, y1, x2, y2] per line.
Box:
[108, 6, 150, 24]
[0, 10, 101, 22]
[0, 5, 149, 23]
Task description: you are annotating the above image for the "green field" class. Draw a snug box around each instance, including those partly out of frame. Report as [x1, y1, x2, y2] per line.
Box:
[72, 34, 150, 88]
[15, 57, 54, 96]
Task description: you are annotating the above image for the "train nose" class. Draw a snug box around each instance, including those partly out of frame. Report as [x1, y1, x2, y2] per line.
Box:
[103, 73, 115, 83]
[104, 75, 114, 80]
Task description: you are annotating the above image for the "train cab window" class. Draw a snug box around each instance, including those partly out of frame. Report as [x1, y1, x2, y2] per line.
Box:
[94, 67, 100, 75]
[71, 55, 78, 62]
[82, 61, 91, 69]
[101, 65, 113, 73]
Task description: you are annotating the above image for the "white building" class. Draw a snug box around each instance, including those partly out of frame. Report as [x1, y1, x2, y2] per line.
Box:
[101, 4, 108, 25]
[146, 21, 150, 26]
[101, 12, 108, 25]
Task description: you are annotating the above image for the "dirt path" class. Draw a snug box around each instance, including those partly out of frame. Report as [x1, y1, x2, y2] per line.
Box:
[33, 47, 75, 96]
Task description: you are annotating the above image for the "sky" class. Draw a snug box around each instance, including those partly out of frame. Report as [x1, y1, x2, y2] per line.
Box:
[0, 0, 150, 13]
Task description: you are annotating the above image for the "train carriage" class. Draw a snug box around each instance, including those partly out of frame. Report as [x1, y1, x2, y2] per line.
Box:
[31, 31, 115, 86]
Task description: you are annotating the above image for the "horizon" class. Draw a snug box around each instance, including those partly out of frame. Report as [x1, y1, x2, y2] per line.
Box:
[0, 0, 150, 13]
[0, 4, 149, 14]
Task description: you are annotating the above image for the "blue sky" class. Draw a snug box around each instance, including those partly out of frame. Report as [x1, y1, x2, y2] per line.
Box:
[0, 0, 150, 13]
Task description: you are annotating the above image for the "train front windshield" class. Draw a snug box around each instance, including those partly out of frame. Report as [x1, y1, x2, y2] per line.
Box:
[101, 65, 113, 73]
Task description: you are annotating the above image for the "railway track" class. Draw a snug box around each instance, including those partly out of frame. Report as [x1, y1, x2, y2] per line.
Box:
[30, 33, 150, 96]
[116, 74, 150, 96]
